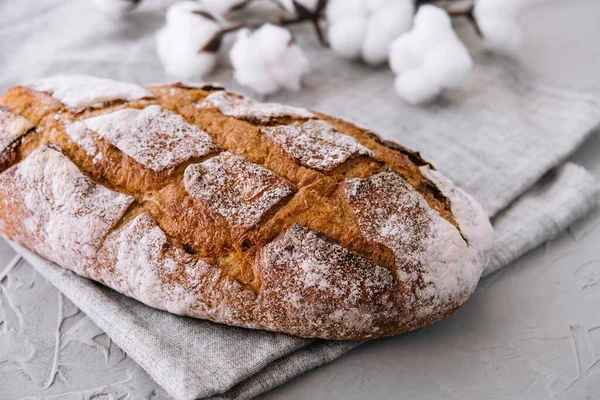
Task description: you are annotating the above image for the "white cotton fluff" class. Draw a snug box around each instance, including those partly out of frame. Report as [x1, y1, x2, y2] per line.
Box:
[156, 1, 221, 80]
[229, 24, 310, 95]
[388, 5, 472, 105]
[91, 0, 140, 16]
[474, 0, 526, 54]
[327, 0, 413, 65]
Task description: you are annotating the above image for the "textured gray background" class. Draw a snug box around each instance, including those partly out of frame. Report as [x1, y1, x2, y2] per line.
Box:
[1, 0, 600, 399]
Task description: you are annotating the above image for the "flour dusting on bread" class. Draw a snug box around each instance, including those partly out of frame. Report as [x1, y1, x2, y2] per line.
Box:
[198, 90, 314, 123]
[345, 169, 487, 318]
[97, 212, 257, 323]
[0, 145, 133, 275]
[257, 224, 404, 337]
[81, 105, 217, 172]
[28, 75, 154, 109]
[261, 120, 374, 172]
[0, 108, 34, 153]
[184, 151, 295, 229]
[101, 213, 201, 313]
[65, 121, 104, 164]
[419, 165, 493, 257]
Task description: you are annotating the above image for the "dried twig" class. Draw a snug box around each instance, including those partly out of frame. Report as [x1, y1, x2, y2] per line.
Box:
[199, 0, 329, 53]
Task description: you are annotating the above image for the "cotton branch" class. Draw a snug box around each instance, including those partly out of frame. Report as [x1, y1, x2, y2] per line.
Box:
[200, 0, 328, 52]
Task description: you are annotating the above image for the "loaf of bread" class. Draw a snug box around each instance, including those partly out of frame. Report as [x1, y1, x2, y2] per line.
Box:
[0, 75, 492, 340]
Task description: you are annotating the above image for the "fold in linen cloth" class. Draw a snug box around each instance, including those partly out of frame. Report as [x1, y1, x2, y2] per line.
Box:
[1, 0, 600, 399]
[486, 163, 600, 275]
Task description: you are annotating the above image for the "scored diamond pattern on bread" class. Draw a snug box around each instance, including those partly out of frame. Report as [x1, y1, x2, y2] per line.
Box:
[0, 75, 493, 340]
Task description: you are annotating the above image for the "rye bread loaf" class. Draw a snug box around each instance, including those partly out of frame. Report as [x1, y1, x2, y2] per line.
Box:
[0, 75, 493, 340]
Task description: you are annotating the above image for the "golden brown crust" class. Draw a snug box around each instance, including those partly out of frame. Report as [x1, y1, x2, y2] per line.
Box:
[0, 77, 492, 340]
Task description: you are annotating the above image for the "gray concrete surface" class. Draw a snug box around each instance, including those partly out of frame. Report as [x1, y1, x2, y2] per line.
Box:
[1, 0, 599, 399]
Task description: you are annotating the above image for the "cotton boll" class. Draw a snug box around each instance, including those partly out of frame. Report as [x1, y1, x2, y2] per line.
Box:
[423, 43, 472, 88]
[91, 0, 139, 16]
[326, 0, 366, 23]
[474, 0, 525, 54]
[410, 5, 453, 49]
[160, 45, 218, 79]
[476, 14, 523, 54]
[229, 24, 310, 94]
[361, 1, 413, 65]
[326, 0, 413, 65]
[388, 5, 473, 104]
[394, 71, 440, 105]
[164, 1, 216, 25]
[268, 46, 310, 91]
[230, 31, 279, 93]
[251, 24, 292, 64]
[235, 68, 280, 95]
[413, 4, 452, 31]
[156, 1, 222, 80]
[388, 35, 422, 75]
[364, 0, 395, 12]
[328, 17, 367, 59]
[229, 30, 258, 69]
[156, 32, 218, 79]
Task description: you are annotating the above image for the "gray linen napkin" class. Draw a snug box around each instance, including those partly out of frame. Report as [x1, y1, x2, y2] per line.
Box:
[2, 0, 600, 398]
